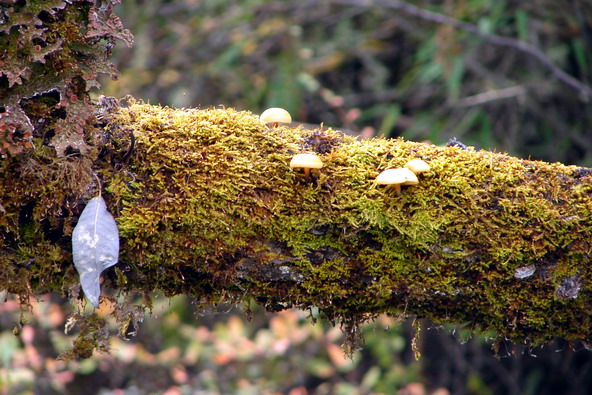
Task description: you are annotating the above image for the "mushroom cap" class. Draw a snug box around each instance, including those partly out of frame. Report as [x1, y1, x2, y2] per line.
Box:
[376, 168, 418, 186]
[405, 159, 431, 174]
[290, 153, 324, 169]
[260, 107, 292, 125]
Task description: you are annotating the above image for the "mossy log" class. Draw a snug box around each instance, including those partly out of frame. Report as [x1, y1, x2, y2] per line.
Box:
[2, 101, 592, 355]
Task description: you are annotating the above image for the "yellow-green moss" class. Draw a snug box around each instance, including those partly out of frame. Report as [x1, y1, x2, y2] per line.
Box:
[3, 101, 592, 354]
[97, 102, 592, 347]
[0, 133, 96, 303]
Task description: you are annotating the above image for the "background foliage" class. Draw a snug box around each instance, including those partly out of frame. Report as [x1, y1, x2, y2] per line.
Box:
[2, 0, 592, 393]
[2, 293, 592, 395]
[100, 0, 592, 164]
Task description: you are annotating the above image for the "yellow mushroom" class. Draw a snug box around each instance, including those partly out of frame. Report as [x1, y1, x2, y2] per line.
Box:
[405, 159, 430, 174]
[260, 107, 292, 127]
[376, 168, 418, 196]
[290, 153, 324, 180]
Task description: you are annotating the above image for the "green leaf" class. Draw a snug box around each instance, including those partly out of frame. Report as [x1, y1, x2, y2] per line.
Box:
[378, 103, 401, 138]
[516, 10, 529, 42]
[447, 57, 465, 101]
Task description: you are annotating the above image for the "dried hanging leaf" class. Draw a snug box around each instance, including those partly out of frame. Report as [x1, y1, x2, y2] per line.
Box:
[72, 196, 119, 308]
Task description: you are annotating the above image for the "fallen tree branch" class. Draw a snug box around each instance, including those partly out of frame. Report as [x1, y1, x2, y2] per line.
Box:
[2, 100, 592, 356]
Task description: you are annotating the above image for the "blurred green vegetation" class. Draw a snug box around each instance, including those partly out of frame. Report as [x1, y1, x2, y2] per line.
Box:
[0, 294, 420, 394]
[100, 0, 592, 165]
[3, 0, 592, 394]
[1, 293, 591, 394]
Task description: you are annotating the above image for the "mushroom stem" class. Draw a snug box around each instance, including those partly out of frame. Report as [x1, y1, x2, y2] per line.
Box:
[304, 167, 311, 180]
[393, 184, 401, 196]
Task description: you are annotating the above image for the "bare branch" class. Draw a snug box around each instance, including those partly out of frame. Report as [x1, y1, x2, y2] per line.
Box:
[330, 0, 592, 100]
[455, 86, 527, 107]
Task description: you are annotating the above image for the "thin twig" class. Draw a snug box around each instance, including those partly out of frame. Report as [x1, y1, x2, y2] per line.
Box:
[330, 0, 592, 100]
[455, 86, 526, 107]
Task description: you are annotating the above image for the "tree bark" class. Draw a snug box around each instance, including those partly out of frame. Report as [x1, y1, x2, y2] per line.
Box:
[2, 99, 592, 355]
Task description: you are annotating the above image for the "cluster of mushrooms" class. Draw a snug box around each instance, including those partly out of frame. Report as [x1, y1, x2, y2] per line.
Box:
[259, 107, 431, 194]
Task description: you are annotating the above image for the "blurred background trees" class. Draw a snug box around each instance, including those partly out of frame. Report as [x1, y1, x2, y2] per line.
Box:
[100, 0, 592, 164]
[3, 0, 592, 393]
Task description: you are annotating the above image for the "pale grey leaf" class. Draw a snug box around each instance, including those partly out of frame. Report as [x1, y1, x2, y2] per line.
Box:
[72, 196, 119, 308]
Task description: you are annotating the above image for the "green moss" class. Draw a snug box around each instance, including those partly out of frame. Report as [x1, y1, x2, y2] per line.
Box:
[96, 102, 592, 348]
[59, 314, 111, 361]
[3, 101, 592, 356]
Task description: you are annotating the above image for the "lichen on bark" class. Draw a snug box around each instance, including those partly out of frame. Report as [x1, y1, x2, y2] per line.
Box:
[0, 0, 132, 158]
